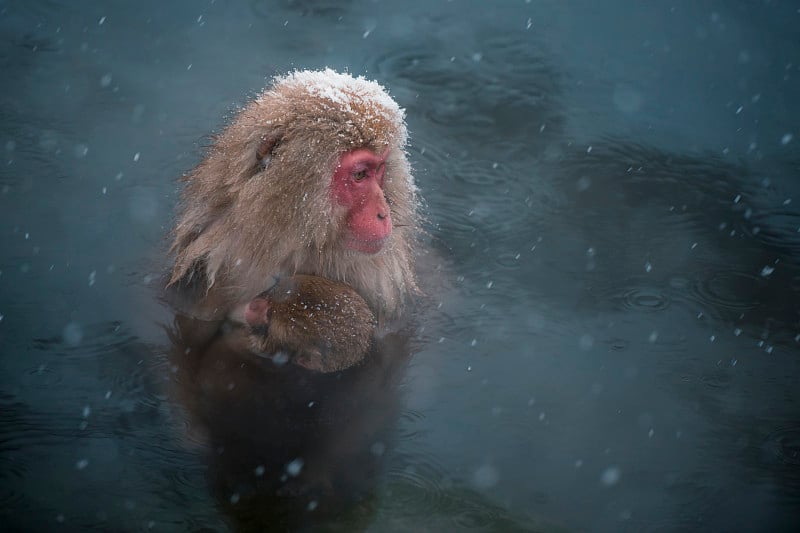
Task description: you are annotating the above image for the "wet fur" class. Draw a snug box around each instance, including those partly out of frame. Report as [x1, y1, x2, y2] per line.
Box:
[248, 275, 376, 373]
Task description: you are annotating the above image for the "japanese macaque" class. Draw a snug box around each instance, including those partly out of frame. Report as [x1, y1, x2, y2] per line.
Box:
[237, 274, 376, 373]
[164, 70, 423, 528]
[168, 68, 421, 333]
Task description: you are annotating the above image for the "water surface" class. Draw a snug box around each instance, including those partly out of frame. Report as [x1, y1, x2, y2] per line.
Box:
[1, 1, 799, 531]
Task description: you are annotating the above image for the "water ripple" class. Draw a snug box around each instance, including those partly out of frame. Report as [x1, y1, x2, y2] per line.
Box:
[550, 139, 750, 212]
[135, 438, 207, 499]
[408, 133, 457, 173]
[764, 426, 800, 467]
[20, 364, 63, 388]
[494, 250, 525, 270]
[382, 451, 545, 531]
[385, 453, 452, 515]
[691, 269, 763, 312]
[373, 33, 564, 155]
[742, 210, 800, 259]
[615, 287, 672, 312]
[373, 47, 474, 94]
[429, 193, 492, 253]
[384, 454, 522, 530]
[32, 321, 136, 359]
[477, 33, 563, 109]
[676, 368, 733, 390]
[584, 280, 671, 314]
[250, 0, 349, 18]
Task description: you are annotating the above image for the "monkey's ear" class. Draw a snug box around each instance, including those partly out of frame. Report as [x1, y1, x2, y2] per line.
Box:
[256, 134, 280, 169]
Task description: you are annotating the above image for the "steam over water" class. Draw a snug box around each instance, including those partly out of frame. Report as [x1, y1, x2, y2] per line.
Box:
[1, 1, 799, 531]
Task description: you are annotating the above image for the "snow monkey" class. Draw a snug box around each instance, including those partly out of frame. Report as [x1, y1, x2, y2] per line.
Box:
[169, 69, 421, 343]
[165, 72, 421, 524]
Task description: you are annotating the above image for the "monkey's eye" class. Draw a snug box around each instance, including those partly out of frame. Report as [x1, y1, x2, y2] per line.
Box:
[352, 169, 368, 181]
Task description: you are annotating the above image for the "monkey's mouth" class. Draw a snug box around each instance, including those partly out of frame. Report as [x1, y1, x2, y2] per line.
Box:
[345, 235, 388, 254]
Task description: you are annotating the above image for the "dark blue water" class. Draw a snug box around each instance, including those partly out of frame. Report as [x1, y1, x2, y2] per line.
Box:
[2, 1, 799, 531]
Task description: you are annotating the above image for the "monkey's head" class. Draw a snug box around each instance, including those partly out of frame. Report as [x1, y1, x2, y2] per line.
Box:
[171, 69, 420, 319]
[253, 69, 409, 256]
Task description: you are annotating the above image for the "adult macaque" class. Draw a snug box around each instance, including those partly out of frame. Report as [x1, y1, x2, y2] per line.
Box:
[169, 69, 420, 334]
[165, 70, 424, 527]
[236, 274, 376, 373]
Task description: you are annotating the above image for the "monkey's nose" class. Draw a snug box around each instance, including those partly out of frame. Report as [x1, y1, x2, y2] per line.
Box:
[377, 212, 387, 220]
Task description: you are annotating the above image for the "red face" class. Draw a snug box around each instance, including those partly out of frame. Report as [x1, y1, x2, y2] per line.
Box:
[331, 148, 392, 254]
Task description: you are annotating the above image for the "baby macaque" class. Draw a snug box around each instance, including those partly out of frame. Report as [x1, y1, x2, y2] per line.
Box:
[240, 275, 376, 373]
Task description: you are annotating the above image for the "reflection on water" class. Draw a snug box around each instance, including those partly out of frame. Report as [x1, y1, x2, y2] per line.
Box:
[165, 308, 412, 532]
[1, 0, 799, 531]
